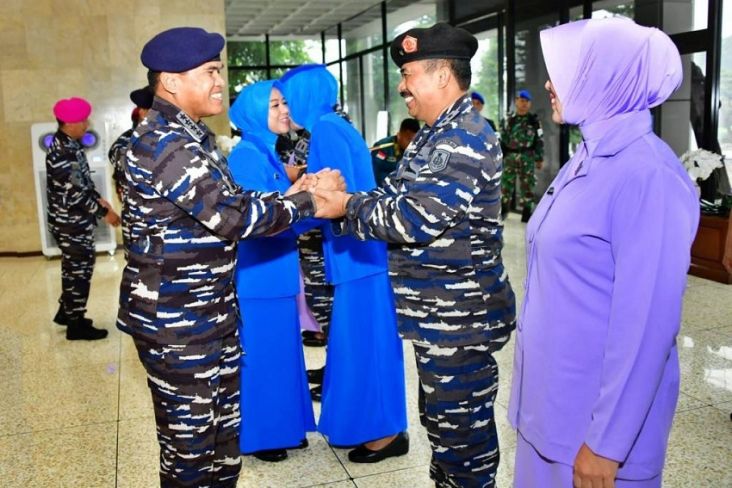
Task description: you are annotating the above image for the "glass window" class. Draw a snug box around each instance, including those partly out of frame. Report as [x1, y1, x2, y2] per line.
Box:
[663, 0, 707, 35]
[660, 52, 707, 157]
[470, 28, 501, 127]
[227, 40, 267, 67]
[343, 58, 363, 134]
[362, 50, 386, 144]
[720, 1, 732, 161]
[228, 69, 268, 100]
[591, 1, 634, 20]
[269, 38, 322, 65]
[342, 3, 383, 56]
[324, 25, 342, 64]
[387, 0, 437, 40]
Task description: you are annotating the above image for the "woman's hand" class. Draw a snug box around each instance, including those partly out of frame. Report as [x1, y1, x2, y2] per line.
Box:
[573, 443, 619, 488]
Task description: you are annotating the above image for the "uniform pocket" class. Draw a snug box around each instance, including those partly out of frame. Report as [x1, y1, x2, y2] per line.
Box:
[121, 254, 163, 319]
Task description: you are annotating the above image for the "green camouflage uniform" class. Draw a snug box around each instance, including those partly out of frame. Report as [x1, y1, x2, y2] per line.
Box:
[499, 112, 543, 209]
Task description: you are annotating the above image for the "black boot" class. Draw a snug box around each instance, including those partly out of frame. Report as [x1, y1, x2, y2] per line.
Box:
[54, 304, 92, 327]
[66, 318, 108, 341]
[521, 206, 532, 223]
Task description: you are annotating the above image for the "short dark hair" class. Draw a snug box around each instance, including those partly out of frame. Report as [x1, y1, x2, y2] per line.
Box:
[399, 118, 420, 133]
[147, 70, 161, 92]
[423, 58, 472, 91]
[56, 118, 65, 129]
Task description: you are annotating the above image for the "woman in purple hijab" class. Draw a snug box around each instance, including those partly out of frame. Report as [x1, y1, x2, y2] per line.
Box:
[508, 18, 699, 488]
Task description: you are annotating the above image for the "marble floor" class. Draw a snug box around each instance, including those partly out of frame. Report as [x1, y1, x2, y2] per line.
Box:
[0, 217, 730, 487]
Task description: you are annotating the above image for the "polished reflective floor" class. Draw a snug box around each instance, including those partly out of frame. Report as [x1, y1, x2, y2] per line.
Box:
[0, 216, 730, 487]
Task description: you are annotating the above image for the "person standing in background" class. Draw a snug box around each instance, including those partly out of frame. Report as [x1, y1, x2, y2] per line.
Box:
[370, 117, 420, 186]
[47, 96, 120, 340]
[500, 89, 544, 222]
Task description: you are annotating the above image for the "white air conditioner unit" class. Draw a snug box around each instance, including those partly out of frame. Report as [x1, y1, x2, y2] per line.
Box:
[31, 122, 117, 257]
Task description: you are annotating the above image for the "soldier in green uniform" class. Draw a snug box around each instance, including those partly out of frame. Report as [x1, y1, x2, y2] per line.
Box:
[370, 118, 420, 186]
[500, 89, 544, 222]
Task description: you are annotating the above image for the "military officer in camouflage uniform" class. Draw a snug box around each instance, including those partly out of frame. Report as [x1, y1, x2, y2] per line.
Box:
[108, 87, 153, 252]
[370, 117, 420, 186]
[500, 89, 544, 222]
[116, 27, 341, 488]
[47, 97, 120, 340]
[313, 23, 516, 488]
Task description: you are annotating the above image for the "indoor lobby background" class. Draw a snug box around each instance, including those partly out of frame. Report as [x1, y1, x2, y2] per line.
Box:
[0, 1, 730, 487]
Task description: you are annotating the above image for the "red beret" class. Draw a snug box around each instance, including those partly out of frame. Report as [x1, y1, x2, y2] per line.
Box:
[53, 97, 92, 123]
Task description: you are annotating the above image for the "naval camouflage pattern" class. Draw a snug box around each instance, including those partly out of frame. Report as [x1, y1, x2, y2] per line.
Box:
[46, 130, 105, 319]
[340, 95, 516, 348]
[116, 97, 315, 346]
[108, 128, 133, 249]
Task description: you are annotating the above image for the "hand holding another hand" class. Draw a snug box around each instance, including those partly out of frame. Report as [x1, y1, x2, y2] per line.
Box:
[312, 188, 351, 219]
[314, 168, 346, 192]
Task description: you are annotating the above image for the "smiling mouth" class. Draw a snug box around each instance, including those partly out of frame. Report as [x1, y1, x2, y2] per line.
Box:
[211, 93, 223, 101]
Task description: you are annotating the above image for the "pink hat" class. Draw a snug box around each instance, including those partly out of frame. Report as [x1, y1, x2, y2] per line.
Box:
[53, 97, 92, 123]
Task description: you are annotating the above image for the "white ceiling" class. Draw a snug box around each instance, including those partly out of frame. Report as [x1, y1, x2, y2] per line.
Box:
[224, 0, 419, 38]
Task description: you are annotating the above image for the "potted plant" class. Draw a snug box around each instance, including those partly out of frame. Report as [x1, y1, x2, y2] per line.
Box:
[680, 149, 732, 283]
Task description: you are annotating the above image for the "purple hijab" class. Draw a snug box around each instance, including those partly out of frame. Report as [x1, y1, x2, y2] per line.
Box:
[540, 17, 681, 129]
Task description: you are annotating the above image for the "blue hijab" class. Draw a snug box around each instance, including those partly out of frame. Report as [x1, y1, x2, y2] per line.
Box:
[230, 79, 280, 153]
[279, 64, 338, 132]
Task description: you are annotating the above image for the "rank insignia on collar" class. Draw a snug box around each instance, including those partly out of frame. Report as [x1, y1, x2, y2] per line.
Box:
[175, 111, 206, 142]
[428, 149, 450, 173]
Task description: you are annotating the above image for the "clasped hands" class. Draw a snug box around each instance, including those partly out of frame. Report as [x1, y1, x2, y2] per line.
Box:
[285, 168, 352, 219]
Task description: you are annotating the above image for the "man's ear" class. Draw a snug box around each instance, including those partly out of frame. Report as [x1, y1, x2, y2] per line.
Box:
[437, 63, 452, 89]
[160, 73, 178, 94]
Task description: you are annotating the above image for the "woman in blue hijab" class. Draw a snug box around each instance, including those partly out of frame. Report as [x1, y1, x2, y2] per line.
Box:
[280, 65, 408, 461]
[228, 80, 316, 462]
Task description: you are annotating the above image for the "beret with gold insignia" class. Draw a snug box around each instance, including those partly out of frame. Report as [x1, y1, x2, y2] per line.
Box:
[390, 22, 478, 68]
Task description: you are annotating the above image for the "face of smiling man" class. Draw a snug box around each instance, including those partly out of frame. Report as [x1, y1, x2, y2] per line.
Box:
[397, 60, 448, 126]
[164, 60, 225, 121]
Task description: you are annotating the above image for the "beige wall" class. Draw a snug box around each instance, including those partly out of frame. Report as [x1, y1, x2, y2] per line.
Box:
[0, 0, 230, 253]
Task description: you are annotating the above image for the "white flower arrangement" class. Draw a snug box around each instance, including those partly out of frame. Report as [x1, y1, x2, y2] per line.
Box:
[680, 149, 724, 182]
[215, 135, 241, 156]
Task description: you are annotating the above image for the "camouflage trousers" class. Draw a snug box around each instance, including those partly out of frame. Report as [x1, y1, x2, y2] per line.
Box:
[134, 330, 242, 487]
[298, 229, 334, 328]
[50, 224, 95, 320]
[501, 152, 536, 209]
[413, 342, 500, 488]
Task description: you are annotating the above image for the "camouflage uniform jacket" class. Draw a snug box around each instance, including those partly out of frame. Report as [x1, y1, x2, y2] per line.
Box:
[108, 127, 133, 200]
[500, 112, 544, 162]
[338, 95, 516, 347]
[45, 130, 106, 231]
[116, 97, 315, 345]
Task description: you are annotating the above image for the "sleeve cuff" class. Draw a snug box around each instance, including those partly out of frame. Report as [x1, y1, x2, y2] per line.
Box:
[286, 191, 316, 220]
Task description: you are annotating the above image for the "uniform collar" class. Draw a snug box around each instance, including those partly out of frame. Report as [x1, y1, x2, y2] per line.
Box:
[432, 94, 473, 130]
[151, 96, 210, 143]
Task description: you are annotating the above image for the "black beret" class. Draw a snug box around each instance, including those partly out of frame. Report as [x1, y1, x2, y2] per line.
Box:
[129, 87, 154, 109]
[141, 27, 225, 73]
[390, 22, 478, 68]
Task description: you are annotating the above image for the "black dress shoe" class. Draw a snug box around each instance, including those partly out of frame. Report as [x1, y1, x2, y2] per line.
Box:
[310, 384, 322, 402]
[252, 448, 288, 462]
[348, 432, 409, 463]
[293, 438, 308, 449]
[307, 367, 324, 384]
[302, 331, 326, 347]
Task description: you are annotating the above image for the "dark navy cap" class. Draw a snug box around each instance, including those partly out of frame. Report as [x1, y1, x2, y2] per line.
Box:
[471, 91, 485, 104]
[390, 22, 478, 68]
[517, 89, 532, 101]
[129, 87, 154, 109]
[141, 27, 225, 72]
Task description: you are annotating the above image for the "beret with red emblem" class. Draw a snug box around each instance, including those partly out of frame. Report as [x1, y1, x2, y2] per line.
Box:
[390, 22, 478, 68]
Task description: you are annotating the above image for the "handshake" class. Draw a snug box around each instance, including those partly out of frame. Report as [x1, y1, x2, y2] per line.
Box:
[285, 168, 352, 219]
